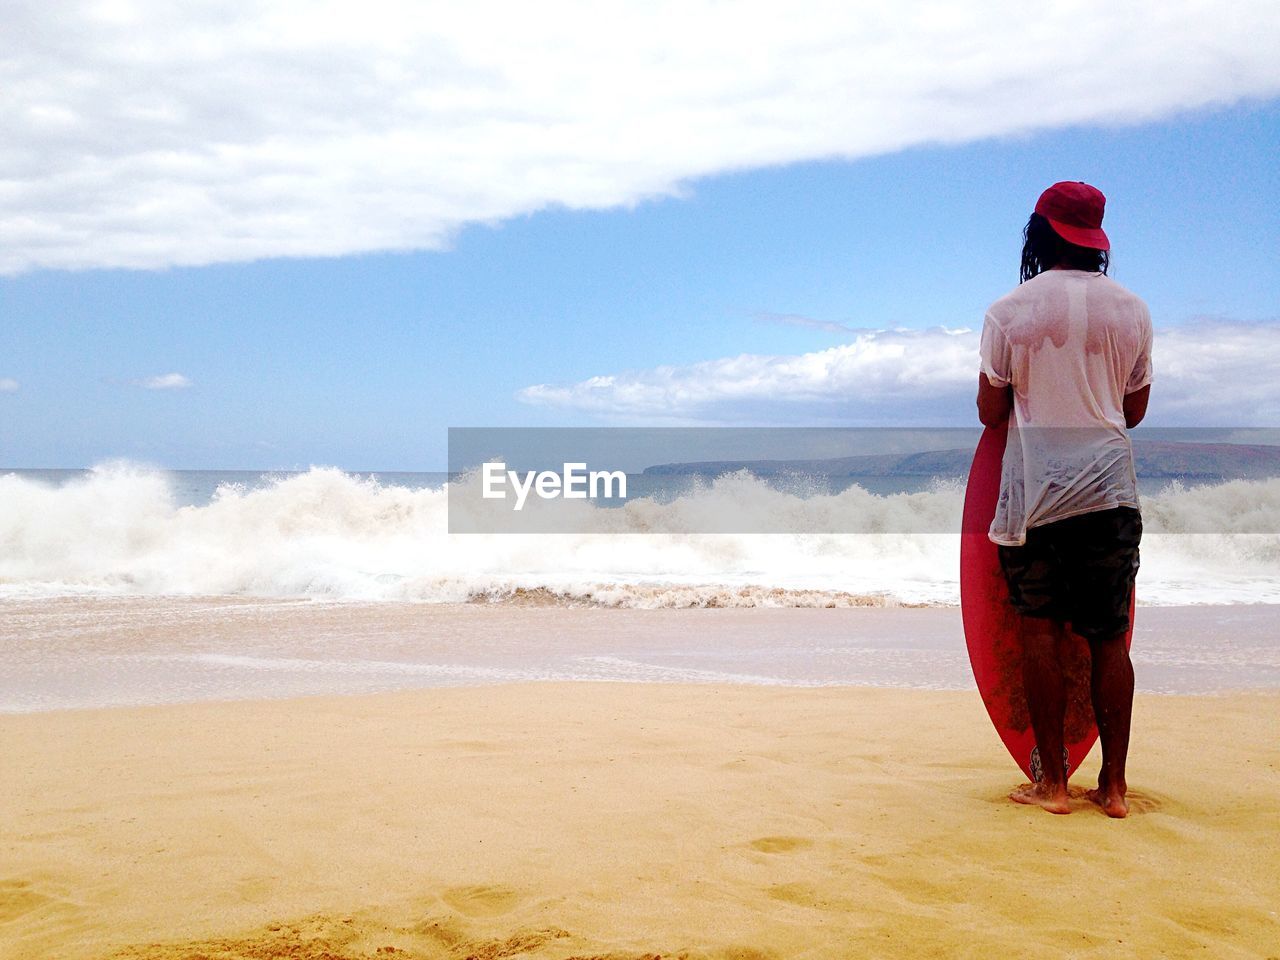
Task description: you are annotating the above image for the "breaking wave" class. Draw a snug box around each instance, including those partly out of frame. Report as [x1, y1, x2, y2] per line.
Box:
[1, 462, 1277, 606]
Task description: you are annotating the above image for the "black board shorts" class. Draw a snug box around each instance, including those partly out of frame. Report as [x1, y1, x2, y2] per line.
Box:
[997, 506, 1142, 642]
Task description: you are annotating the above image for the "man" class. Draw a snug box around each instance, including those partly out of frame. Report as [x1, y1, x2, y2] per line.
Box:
[976, 181, 1153, 818]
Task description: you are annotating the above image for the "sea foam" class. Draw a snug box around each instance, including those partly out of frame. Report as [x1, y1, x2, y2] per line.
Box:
[1, 462, 1277, 606]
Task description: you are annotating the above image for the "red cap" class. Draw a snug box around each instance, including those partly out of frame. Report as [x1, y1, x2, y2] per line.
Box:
[1034, 181, 1109, 251]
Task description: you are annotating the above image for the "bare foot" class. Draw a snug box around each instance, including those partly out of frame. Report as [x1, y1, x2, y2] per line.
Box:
[1086, 787, 1129, 819]
[1010, 782, 1071, 815]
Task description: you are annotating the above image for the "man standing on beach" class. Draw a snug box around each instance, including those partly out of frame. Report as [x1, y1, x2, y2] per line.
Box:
[975, 181, 1153, 818]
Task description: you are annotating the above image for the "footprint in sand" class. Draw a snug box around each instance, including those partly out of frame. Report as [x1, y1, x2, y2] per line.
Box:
[1071, 786, 1164, 816]
[766, 882, 847, 911]
[1117, 789, 1163, 815]
[708, 948, 776, 960]
[0, 879, 57, 924]
[410, 914, 467, 948]
[748, 836, 812, 854]
[441, 884, 522, 917]
[235, 876, 275, 903]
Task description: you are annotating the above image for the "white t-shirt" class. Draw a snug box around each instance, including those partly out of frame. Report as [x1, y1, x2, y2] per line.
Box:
[979, 269, 1153, 546]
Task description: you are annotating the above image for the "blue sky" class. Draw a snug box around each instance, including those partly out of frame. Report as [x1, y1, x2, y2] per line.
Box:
[2, 4, 1278, 469]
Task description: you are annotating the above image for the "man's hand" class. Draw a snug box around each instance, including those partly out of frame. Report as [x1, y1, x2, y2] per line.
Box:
[976, 373, 1012, 427]
[1123, 384, 1150, 428]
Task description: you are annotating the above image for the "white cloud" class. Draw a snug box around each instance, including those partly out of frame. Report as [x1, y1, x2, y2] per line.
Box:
[2, 1, 1277, 273]
[516, 318, 1280, 426]
[132, 373, 192, 390]
[0, 378, 18, 393]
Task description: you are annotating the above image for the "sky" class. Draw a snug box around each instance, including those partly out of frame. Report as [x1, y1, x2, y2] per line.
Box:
[2, 1, 1278, 469]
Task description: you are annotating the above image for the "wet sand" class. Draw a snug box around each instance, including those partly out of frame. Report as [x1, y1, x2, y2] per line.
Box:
[2, 682, 1277, 959]
[4, 598, 1279, 713]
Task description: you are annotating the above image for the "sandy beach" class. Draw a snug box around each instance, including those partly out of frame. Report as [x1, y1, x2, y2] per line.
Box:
[5, 1, 1278, 955]
[3, 677, 1277, 959]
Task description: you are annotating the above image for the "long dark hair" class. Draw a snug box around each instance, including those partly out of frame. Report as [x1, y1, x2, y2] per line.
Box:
[1020, 213, 1109, 282]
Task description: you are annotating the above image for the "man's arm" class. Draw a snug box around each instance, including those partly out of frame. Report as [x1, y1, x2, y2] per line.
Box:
[1123, 384, 1150, 429]
[976, 373, 1012, 428]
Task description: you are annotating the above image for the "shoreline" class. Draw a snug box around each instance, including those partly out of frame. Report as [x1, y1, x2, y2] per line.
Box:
[3, 599, 1279, 715]
[2, 683, 1277, 959]
[7, 676, 1280, 722]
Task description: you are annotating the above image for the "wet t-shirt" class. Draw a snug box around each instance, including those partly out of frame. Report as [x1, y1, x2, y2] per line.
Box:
[979, 269, 1153, 546]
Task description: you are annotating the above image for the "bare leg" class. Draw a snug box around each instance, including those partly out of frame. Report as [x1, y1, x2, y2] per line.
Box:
[1010, 617, 1072, 814]
[1086, 631, 1133, 818]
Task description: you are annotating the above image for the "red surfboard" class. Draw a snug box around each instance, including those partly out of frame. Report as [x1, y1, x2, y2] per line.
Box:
[960, 422, 1134, 783]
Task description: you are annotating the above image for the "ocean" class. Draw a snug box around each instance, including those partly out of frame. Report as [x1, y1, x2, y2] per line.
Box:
[2, 463, 1278, 607]
[2, 463, 1278, 712]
